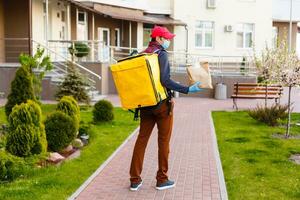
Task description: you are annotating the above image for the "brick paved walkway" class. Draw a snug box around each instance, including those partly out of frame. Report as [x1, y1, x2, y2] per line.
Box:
[70, 88, 300, 200]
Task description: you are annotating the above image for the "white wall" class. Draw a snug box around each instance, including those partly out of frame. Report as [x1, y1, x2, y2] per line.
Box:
[143, 0, 171, 14]
[32, 0, 45, 44]
[137, 22, 144, 50]
[273, 0, 300, 21]
[49, 0, 68, 40]
[32, 0, 70, 43]
[171, 0, 273, 57]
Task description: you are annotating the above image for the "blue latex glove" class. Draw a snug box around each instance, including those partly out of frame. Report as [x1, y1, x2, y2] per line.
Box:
[188, 81, 203, 93]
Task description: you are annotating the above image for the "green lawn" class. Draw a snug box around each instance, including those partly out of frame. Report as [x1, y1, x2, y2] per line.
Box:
[212, 111, 300, 200]
[0, 104, 138, 200]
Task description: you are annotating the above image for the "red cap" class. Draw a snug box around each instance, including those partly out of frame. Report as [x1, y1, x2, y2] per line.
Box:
[150, 26, 175, 40]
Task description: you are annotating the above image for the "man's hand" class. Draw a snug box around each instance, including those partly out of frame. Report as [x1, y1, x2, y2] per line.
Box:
[188, 81, 203, 93]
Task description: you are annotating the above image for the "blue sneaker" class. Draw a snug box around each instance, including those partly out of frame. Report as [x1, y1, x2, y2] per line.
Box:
[130, 181, 142, 191]
[156, 180, 176, 190]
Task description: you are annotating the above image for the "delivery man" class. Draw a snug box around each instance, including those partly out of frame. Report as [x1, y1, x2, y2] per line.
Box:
[129, 25, 202, 191]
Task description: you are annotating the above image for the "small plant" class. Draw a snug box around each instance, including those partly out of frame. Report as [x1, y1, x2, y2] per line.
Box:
[0, 151, 25, 182]
[56, 96, 80, 130]
[45, 111, 77, 152]
[5, 66, 36, 118]
[93, 100, 114, 123]
[78, 121, 90, 137]
[19, 47, 53, 100]
[248, 104, 289, 126]
[6, 100, 47, 157]
[68, 42, 90, 58]
[55, 63, 90, 104]
[240, 57, 247, 75]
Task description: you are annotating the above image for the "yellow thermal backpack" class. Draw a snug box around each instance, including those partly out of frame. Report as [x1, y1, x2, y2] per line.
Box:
[110, 53, 167, 111]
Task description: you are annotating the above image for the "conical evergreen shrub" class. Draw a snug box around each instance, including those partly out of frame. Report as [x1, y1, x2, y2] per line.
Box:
[6, 100, 47, 157]
[5, 67, 36, 118]
[55, 64, 90, 104]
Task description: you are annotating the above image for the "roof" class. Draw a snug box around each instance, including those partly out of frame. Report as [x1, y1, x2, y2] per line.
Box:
[64, 0, 186, 26]
[92, 3, 186, 26]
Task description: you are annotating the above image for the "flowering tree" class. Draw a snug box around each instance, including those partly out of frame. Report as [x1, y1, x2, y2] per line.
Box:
[254, 39, 300, 137]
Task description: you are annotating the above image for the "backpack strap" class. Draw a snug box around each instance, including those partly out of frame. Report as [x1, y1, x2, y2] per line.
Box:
[153, 49, 162, 54]
[129, 105, 141, 121]
[133, 108, 140, 121]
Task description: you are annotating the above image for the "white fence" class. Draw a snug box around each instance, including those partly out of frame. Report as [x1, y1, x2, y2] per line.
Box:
[46, 40, 257, 76]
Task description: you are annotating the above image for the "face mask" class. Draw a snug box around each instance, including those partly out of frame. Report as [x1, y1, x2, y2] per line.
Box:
[161, 40, 170, 49]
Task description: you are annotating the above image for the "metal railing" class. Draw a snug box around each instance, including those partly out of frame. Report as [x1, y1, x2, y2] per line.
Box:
[107, 45, 257, 76]
[48, 40, 110, 63]
[167, 51, 257, 76]
[32, 40, 101, 90]
[0, 38, 101, 91]
[44, 40, 257, 76]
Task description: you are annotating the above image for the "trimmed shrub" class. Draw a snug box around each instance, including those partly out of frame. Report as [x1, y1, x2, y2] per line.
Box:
[26, 101, 47, 155]
[45, 111, 77, 152]
[93, 100, 114, 122]
[5, 66, 36, 118]
[248, 104, 289, 126]
[56, 96, 80, 130]
[0, 151, 25, 182]
[6, 100, 47, 157]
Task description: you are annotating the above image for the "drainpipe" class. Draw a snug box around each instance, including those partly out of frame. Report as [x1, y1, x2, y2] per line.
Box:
[45, 0, 49, 46]
[185, 25, 188, 64]
[28, 0, 32, 55]
[92, 13, 95, 61]
[67, 2, 71, 40]
[289, 0, 293, 52]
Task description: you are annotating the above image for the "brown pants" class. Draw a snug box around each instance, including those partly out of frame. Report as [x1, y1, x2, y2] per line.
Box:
[130, 99, 174, 184]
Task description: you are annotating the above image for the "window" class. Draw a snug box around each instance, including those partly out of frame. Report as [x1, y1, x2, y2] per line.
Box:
[115, 28, 120, 47]
[272, 26, 278, 48]
[195, 21, 214, 48]
[236, 23, 254, 48]
[78, 12, 86, 24]
[143, 24, 154, 47]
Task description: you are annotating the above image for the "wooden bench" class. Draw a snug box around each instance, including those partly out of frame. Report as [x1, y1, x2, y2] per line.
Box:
[231, 83, 283, 110]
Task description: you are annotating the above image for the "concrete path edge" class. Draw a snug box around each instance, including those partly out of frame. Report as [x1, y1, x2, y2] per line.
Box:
[209, 111, 228, 200]
[68, 127, 140, 200]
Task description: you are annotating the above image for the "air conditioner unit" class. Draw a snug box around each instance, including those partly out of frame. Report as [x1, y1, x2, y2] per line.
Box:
[224, 25, 233, 32]
[207, 0, 217, 9]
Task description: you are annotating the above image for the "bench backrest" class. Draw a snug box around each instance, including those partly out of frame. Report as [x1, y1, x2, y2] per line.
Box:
[233, 83, 283, 97]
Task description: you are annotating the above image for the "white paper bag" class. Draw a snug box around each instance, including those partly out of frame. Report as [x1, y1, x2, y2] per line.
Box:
[186, 62, 213, 89]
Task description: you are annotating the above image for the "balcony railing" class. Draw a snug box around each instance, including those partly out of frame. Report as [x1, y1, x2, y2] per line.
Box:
[44, 40, 257, 76]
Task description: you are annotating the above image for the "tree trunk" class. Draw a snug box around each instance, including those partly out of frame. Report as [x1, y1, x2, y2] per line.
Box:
[285, 86, 292, 138]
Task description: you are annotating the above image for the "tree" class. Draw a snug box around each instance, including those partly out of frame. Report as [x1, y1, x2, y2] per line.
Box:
[55, 63, 91, 104]
[19, 47, 53, 100]
[5, 67, 36, 118]
[254, 39, 300, 137]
